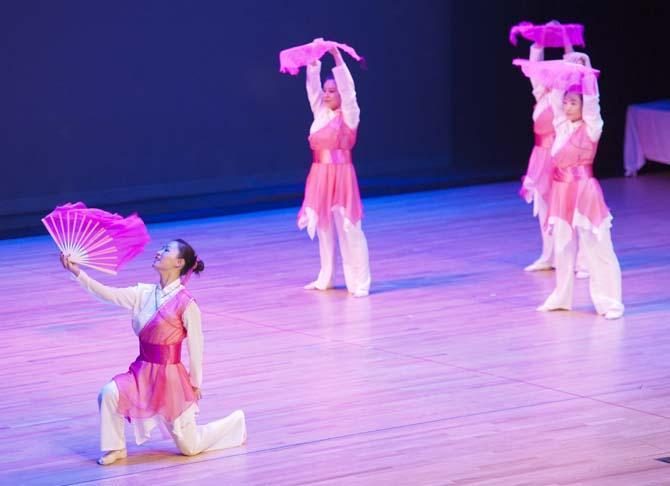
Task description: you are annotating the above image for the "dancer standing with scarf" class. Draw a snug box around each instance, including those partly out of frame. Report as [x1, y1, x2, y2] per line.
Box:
[297, 45, 371, 297]
[519, 40, 559, 272]
[61, 239, 246, 465]
[537, 53, 624, 319]
[513, 21, 589, 278]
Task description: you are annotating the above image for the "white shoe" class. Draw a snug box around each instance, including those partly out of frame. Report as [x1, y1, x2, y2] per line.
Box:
[575, 270, 589, 279]
[97, 449, 127, 466]
[352, 289, 369, 298]
[604, 309, 624, 320]
[524, 261, 553, 272]
[303, 281, 333, 291]
[536, 304, 571, 312]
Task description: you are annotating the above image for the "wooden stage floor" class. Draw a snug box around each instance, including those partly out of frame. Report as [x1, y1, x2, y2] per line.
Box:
[1, 174, 669, 485]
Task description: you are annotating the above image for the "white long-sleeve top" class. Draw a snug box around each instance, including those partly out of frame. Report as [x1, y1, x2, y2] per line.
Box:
[529, 45, 551, 121]
[549, 73, 603, 157]
[306, 60, 360, 134]
[76, 270, 203, 388]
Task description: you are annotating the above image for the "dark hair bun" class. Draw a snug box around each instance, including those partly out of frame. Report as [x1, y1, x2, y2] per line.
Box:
[174, 239, 203, 277]
[193, 259, 205, 274]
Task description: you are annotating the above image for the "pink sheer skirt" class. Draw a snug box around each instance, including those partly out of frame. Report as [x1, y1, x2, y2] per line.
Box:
[114, 358, 196, 422]
[298, 163, 364, 236]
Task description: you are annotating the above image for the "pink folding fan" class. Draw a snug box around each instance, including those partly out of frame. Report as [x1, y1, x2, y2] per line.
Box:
[42, 202, 150, 274]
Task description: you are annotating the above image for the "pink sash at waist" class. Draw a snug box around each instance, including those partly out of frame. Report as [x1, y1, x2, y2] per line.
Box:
[553, 165, 593, 182]
[312, 149, 352, 165]
[139, 341, 182, 365]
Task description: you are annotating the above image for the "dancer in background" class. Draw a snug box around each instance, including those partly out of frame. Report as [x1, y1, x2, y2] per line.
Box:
[519, 40, 560, 272]
[515, 22, 589, 278]
[298, 46, 371, 297]
[537, 53, 624, 319]
[61, 239, 246, 465]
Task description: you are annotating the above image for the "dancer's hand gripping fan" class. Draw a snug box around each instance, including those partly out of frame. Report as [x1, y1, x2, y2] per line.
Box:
[42, 202, 150, 275]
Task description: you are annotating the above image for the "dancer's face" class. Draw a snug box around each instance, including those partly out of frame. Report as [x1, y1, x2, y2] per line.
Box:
[323, 79, 341, 110]
[153, 241, 184, 273]
[563, 93, 583, 122]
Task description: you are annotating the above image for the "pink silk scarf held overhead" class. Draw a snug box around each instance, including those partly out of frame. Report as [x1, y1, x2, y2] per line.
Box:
[279, 38, 365, 75]
[512, 59, 600, 95]
[509, 21, 585, 48]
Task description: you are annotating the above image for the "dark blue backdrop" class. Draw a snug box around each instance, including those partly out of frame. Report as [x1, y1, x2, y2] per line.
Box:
[2, 1, 668, 236]
[2, 1, 450, 221]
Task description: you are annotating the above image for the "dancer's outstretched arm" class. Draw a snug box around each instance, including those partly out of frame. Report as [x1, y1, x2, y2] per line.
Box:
[581, 72, 603, 142]
[330, 47, 360, 128]
[306, 59, 323, 115]
[528, 43, 549, 102]
[61, 254, 140, 310]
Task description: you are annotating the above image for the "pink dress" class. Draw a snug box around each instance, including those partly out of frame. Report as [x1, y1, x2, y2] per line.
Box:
[297, 112, 364, 233]
[114, 289, 197, 422]
[520, 105, 556, 211]
[546, 123, 611, 248]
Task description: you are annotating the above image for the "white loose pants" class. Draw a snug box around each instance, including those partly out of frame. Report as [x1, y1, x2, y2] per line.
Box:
[542, 226, 623, 314]
[313, 211, 371, 294]
[98, 381, 246, 455]
[535, 203, 554, 265]
[535, 203, 588, 272]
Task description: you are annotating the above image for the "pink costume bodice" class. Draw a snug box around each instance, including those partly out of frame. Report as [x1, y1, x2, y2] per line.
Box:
[552, 124, 598, 180]
[309, 113, 357, 165]
[533, 106, 555, 149]
[138, 290, 192, 351]
[546, 122, 610, 240]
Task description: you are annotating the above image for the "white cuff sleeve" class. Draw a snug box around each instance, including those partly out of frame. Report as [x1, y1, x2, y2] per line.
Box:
[183, 301, 203, 388]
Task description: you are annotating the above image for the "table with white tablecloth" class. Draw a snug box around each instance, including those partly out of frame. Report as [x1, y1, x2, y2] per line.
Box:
[624, 100, 670, 176]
